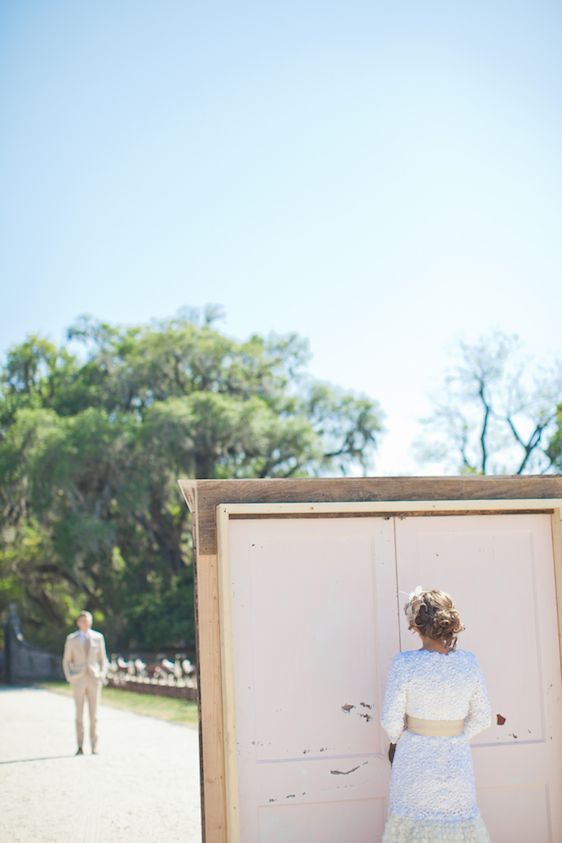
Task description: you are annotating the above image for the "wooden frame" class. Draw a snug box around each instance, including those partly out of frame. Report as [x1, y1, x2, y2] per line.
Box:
[177, 476, 562, 843]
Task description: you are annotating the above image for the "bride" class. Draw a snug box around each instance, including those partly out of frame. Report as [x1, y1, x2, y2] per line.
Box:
[380, 586, 492, 842]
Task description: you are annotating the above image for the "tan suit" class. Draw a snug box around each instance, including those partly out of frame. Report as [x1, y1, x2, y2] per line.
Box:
[62, 629, 108, 751]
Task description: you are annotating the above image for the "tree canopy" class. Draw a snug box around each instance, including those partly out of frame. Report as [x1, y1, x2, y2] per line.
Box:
[0, 308, 385, 652]
[413, 330, 562, 475]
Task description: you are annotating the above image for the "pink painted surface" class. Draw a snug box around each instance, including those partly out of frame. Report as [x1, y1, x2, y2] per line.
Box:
[395, 513, 562, 843]
[228, 518, 397, 841]
[225, 514, 562, 842]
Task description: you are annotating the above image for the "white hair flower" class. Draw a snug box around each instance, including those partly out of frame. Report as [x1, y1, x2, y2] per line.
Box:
[408, 584, 424, 601]
[398, 585, 425, 601]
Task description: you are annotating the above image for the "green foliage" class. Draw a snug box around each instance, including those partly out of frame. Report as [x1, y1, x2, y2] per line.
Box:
[546, 401, 562, 470]
[39, 681, 199, 726]
[0, 308, 384, 651]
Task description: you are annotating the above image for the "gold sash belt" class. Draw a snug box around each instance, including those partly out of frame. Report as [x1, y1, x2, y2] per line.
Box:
[406, 714, 465, 736]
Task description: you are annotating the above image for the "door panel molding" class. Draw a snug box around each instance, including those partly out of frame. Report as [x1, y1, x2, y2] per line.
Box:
[207, 499, 562, 842]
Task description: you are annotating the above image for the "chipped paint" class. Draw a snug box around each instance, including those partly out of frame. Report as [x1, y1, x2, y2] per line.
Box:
[329, 761, 369, 776]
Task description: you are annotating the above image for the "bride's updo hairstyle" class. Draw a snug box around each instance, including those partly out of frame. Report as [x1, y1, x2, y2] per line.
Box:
[404, 588, 465, 651]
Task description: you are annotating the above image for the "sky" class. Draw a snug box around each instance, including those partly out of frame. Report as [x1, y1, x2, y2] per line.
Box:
[1, 1, 561, 475]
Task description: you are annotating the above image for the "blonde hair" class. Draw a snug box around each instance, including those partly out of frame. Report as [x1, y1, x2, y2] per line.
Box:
[404, 588, 465, 651]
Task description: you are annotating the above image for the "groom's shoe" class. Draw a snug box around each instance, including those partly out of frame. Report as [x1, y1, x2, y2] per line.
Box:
[75, 747, 83, 756]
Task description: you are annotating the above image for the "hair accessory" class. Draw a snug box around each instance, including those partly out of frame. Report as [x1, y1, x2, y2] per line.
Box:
[402, 584, 424, 602]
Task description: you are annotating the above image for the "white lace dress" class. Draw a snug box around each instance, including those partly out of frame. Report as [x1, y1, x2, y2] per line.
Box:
[380, 648, 492, 842]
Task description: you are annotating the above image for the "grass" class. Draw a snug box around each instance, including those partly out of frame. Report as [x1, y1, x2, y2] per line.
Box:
[38, 680, 199, 727]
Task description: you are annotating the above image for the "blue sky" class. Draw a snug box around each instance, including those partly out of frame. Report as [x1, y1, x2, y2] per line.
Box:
[1, 1, 561, 474]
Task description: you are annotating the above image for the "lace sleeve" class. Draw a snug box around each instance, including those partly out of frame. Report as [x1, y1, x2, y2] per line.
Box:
[463, 654, 492, 740]
[380, 653, 407, 743]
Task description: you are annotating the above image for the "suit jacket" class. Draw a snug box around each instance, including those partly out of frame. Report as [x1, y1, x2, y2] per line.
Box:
[62, 629, 108, 683]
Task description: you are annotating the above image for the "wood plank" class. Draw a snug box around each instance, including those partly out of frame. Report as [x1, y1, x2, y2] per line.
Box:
[178, 479, 197, 515]
[178, 476, 562, 555]
[222, 500, 559, 515]
[193, 553, 227, 843]
[551, 509, 562, 681]
[216, 508, 241, 843]
[178, 480, 228, 841]
[177, 480, 210, 839]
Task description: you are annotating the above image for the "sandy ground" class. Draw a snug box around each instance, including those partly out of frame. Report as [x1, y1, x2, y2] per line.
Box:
[0, 684, 202, 842]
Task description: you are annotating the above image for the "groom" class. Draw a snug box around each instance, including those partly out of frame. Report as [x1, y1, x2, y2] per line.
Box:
[62, 610, 108, 755]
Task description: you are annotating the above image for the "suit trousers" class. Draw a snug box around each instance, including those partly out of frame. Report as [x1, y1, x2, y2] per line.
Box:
[71, 674, 102, 749]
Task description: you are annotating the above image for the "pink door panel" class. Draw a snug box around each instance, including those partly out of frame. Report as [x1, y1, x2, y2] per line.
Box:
[222, 512, 562, 842]
[227, 517, 397, 842]
[395, 513, 562, 842]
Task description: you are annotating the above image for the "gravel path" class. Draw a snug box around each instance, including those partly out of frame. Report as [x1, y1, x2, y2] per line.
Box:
[0, 684, 202, 842]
